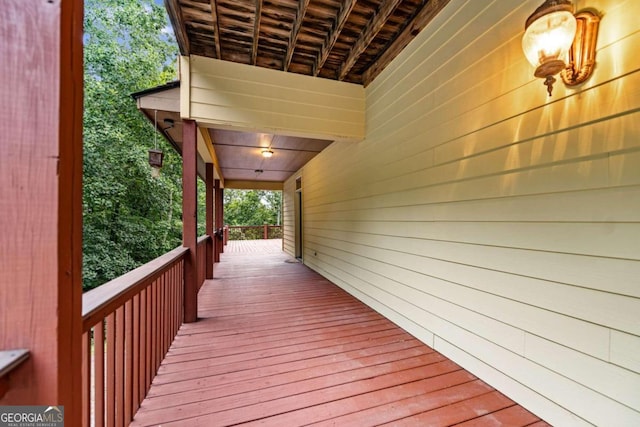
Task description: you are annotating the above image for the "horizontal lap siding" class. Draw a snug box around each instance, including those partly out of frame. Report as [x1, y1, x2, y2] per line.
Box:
[186, 56, 365, 141]
[296, 0, 640, 425]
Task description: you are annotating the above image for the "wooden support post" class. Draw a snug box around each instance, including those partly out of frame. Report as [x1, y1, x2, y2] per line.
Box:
[205, 163, 214, 279]
[214, 179, 223, 262]
[0, 0, 84, 420]
[182, 119, 198, 323]
[263, 224, 268, 240]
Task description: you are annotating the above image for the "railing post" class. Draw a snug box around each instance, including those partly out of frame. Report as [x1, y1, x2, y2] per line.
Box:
[1, 0, 83, 417]
[214, 179, 222, 263]
[263, 224, 268, 240]
[205, 163, 214, 279]
[182, 119, 198, 323]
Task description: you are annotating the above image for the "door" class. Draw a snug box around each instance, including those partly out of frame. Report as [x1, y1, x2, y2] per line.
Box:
[294, 177, 302, 259]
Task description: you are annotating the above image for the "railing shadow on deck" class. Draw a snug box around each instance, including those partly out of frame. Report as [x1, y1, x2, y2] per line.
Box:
[81, 235, 210, 427]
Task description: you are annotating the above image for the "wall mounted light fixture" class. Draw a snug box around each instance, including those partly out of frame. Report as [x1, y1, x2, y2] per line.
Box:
[261, 149, 274, 158]
[522, 0, 600, 96]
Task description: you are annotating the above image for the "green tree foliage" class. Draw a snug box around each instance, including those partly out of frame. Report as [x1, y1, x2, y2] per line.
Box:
[224, 190, 282, 226]
[83, 0, 186, 290]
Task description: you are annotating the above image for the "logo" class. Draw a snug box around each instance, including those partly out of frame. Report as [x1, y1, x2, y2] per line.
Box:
[0, 406, 64, 427]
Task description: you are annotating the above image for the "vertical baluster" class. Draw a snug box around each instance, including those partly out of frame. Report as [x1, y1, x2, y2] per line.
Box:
[146, 283, 153, 393]
[165, 270, 173, 357]
[173, 264, 179, 336]
[152, 279, 158, 375]
[132, 293, 140, 415]
[171, 266, 181, 336]
[158, 274, 167, 358]
[180, 259, 185, 324]
[124, 300, 133, 424]
[82, 331, 90, 427]
[94, 320, 105, 427]
[168, 268, 172, 347]
[115, 307, 125, 427]
[106, 313, 115, 427]
[139, 288, 147, 403]
[162, 271, 168, 355]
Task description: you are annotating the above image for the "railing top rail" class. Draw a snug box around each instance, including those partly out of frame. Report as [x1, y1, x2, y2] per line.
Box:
[0, 349, 29, 378]
[197, 235, 210, 245]
[0, 349, 29, 399]
[82, 245, 188, 331]
[227, 225, 282, 227]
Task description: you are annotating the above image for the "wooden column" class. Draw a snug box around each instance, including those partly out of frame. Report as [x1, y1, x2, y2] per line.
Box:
[205, 163, 214, 279]
[182, 119, 198, 323]
[0, 0, 84, 421]
[214, 179, 223, 263]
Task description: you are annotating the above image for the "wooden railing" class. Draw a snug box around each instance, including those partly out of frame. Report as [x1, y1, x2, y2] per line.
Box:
[0, 349, 29, 399]
[81, 235, 211, 427]
[226, 225, 282, 241]
[196, 235, 208, 291]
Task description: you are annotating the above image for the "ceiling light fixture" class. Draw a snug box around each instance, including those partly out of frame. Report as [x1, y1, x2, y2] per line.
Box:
[522, 0, 600, 96]
[261, 149, 274, 158]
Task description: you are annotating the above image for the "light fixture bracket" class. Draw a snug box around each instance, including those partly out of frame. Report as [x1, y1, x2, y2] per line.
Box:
[560, 10, 600, 86]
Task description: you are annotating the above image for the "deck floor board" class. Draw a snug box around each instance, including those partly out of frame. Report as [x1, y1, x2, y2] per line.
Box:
[131, 240, 548, 427]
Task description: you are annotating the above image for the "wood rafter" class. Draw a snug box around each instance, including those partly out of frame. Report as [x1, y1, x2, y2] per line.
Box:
[362, 0, 452, 86]
[251, 0, 263, 65]
[209, 0, 222, 58]
[164, 0, 190, 55]
[284, 0, 310, 71]
[314, 0, 356, 77]
[338, 0, 402, 81]
[164, 0, 452, 85]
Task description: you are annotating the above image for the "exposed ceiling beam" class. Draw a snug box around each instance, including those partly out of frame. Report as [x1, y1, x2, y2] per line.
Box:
[283, 0, 310, 71]
[338, 0, 402, 81]
[362, 0, 452, 86]
[251, 0, 263, 65]
[209, 0, 222, 58]
[314, 0, 356, 77]
[164, 0, 190, 55]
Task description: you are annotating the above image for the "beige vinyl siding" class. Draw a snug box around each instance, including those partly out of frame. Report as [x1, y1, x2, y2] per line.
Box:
[181, 55, 365, 142]
[293, 0, 640, 424]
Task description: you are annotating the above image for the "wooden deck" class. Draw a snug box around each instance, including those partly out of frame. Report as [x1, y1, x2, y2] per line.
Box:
[131, 240, 548, 426]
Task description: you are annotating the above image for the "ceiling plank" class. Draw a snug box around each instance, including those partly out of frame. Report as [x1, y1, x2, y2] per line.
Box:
[314, 0, 357, 77]
[338, 0, 403, 81]
[225, 180, 284, 190]
[362, 0, 453, 86]
[283, 0, 310, 71]
[251, 0, 263, 65]
[164, 0, 190, 55]
[209, 0, 222, 58]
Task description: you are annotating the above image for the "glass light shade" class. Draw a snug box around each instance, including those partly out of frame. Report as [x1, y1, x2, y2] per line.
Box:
[148, 149, 164, 168]
[522, 10, 577, 75]
[261, 149, 273, 158]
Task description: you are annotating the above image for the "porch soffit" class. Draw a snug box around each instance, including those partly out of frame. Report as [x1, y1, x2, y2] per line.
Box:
[137, 0, 456, 188]
[133, 84, 333, 188]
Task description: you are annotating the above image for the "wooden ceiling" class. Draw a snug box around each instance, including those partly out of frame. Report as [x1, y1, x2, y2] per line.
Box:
[165, 0, 451, 86]
[209, 129, 333, 182]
